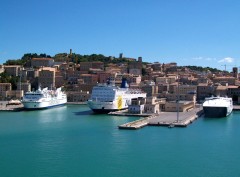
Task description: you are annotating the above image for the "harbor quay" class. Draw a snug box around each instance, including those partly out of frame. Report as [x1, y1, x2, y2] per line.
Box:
[117, 107, 204, 130]
[0, 101, 87, 111]
[0, 101, 24, 111]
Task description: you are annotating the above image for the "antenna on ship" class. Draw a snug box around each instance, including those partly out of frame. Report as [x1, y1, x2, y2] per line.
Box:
[176, 68, 180, 123]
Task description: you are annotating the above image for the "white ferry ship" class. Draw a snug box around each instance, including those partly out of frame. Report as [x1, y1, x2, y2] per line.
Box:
[88, 79, 146, 113]
[21, 87, 67, 109]
[203, 96, 233, 117]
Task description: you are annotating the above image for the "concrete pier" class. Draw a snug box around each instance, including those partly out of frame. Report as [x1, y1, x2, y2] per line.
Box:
[118, 108, 203, 130]
[148, 109, 203, 127]
[118, 118, 149, 130]
[109, 109, 152, 117]
[233, 105, 240, 111]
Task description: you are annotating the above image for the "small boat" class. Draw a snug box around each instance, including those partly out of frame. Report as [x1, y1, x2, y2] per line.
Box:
[7, 99, 22, 105]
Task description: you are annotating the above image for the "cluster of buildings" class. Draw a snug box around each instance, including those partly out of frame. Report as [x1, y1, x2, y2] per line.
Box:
[1, 52, 240, 114]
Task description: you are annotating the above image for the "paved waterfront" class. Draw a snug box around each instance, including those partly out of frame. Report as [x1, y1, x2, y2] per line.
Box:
[148, 108, 203, 126]
[118, 107, 203, 129]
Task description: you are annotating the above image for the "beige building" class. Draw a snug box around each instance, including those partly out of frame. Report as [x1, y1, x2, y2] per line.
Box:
[165, 93, 196, 102]
[80, 62, 104, 72]
[80, 74, 98, 84]
[55, 73, 66, 88]
[67, 91, 90, 102]
[76, 83, 96, 93]
[0, 83, 22, 99]
[38, 67, 56, 88]
[213, 77, 236, 85]
[214, 86, 228, 97]
[17, 82, 31, 93]
[156, 76, 176, 84]
[165, 101, 194, 112]
[31, 58, 54, 67]
[98, 72, 111, 83]
[157, 84, 169, 93]
[144, 97, 160, 114]
[197, 84, 214, 101]
[178, 85, 197, 94]
[0, 65, 4, 74]
[5, 90, 23, 99]
[128, 57, 142, 75]
[129, 75, 142, 84]
[4, 65, 21, 77]
[227, 86, 240, 103]
[141, 84, 158, 97]
[0, 83, 12, 99]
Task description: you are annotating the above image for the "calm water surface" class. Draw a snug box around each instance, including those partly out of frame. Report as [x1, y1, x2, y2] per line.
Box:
[0, 105, 240, 177]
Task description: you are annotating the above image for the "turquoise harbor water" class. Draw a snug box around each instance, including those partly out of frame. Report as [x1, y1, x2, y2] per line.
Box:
[0, 105, 240, 177]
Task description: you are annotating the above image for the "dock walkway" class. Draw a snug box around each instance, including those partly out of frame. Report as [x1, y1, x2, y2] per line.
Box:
[118, 118, 149, 130]
[118, 108, 203, 130]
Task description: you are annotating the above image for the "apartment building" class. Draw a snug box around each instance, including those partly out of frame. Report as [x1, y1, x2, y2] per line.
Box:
[4, 65, 21, 77]
[55, 71, 65, 88]
[157, 84, 169, 93]
[31, 58, 54, 67]
[17, 82, 31, 93]
[156, 76, 176, 84]
[128, 57, 142, 75]
[141, 84, 158, 97]
[213, 77, 236, 85]
[0, 83, 12, 99]
[80, 62, 104, 72]
[165, 93, 196, 102]
[67, 91, 90, 102]
[215, 86, 228, 97]
[76, 83, 96, 94]
[227, 86, 240, 103]
[178, 85, 197, 94]
[128, 75, 142, 84]
[144, 97, 160, 114]
[38, 67, 56, 88]
[0, 65, 4, 73]
[197, 84, 214, 101]
[98, 72, 111, 83]
[79, 74, 98, 84]
[165, 101, 194, 112]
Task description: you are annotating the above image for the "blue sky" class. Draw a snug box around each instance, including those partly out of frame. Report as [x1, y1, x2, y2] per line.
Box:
[1, 0, 240, 70]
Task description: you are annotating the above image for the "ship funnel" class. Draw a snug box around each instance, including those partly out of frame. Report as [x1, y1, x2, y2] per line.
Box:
[121, 78, 129, 88]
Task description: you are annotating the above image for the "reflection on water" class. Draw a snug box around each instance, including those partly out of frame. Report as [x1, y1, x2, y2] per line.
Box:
[73, 110, 94, 115]
[38, 106, 67, 123]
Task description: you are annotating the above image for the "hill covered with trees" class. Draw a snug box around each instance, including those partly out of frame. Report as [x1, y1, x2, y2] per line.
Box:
[3, 53, 223, 73]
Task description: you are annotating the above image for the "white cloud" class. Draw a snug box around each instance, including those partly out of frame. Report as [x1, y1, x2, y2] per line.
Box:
[192, 57, 203, 60]
[218, 57, 234, 63]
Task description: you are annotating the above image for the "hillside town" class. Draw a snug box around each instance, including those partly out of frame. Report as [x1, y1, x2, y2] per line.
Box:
[0, 51, 239, 114]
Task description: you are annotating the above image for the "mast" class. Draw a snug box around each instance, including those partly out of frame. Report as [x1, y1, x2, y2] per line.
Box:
[176, 69, 179, 123]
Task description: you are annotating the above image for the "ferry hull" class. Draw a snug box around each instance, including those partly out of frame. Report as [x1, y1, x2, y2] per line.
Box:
[22, 99, 67, 110]
[91, 108, 127, 113]
[203, 107, 232, 118]
[87, 100, 127, 113]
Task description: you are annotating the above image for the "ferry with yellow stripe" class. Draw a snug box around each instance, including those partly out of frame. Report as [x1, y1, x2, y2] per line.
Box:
[87, 78, 146, 113]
